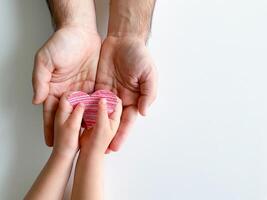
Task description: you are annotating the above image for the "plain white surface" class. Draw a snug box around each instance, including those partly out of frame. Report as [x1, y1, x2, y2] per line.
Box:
[1, 0, 267, 199]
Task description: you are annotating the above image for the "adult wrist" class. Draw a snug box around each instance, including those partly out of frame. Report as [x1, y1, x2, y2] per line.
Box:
[105, 35, 147, 47]
[107, 0, 156, 42]
[46, 0, 98, 32]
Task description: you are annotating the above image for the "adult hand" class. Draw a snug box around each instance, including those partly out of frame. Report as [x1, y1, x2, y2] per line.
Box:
[32, 25, 101, 146]
[95, 36, 158, 151]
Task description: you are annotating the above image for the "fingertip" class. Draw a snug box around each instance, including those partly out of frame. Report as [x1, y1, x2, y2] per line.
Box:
[97, 98, 108, 115]
[95, 98, 109, 127]
[43, 117, 54, 147]
[105, 149, 112, 154]
[32, 91, 47, 105]
[99, 98, 107, 108]
[109, 140, 121, 152]
[55, 95, 74, 124]
[43, 96, 58, 147]
[76, 103, 85, 114]
[79, 102, 85, 109]
[32, 97, 39, 105]
[138, 98, 149, 116]
[45, 137, 53, 147]
[67, 102, 85, 126]
[140, 107, 147, 116]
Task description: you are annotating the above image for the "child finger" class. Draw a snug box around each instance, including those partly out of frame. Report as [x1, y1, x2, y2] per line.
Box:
[95, 98, 109, 130]
[55, 94, 73, 125]
[65, 103, 85, 130]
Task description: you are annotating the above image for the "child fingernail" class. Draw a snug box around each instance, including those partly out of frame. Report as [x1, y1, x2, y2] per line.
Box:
[79, 103, 85, 108]
[100, 98, 106, 104]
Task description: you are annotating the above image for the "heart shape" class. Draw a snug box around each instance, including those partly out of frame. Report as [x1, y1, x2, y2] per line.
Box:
[67, 90, 118, 129]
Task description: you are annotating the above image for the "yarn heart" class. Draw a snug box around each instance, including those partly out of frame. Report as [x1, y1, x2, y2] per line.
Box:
[67, 90, 118, 129]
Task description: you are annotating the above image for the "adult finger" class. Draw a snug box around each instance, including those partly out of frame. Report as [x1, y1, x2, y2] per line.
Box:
[109, 105, 138, 152]
[32, 49, 53, 104]
[43, 95, 59, 147]
[138, 65, 158, 116]
[109, 98, 123, 132]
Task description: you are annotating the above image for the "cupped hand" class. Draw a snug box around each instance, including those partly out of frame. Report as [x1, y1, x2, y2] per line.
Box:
[95, 36, 158, 151]
[32, 25, 101, 146]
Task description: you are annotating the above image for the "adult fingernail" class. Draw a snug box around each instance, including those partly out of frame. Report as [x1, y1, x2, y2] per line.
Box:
[105, 149, 112, 154]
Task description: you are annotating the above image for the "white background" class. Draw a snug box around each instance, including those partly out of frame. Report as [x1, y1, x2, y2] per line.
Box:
[1, 0, 267, 199]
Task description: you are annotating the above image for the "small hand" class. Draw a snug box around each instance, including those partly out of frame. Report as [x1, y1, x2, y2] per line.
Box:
[95, 36, 158, 151]
[32, 25, 101, 146]
[25, 95, 84, 200]
[80, 98, 123, 156]
[53, 94, 84, 157]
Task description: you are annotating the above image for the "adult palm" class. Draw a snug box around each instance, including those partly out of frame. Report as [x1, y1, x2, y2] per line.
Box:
[95, 36, 158, 151]
[32, 26, 101, 146]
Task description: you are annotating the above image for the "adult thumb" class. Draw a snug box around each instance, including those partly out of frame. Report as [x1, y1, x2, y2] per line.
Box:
[32, 49, 52, 104]
[138, 67, 158, 116]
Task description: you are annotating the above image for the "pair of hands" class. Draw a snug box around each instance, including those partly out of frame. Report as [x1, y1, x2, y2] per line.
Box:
[53, 94, 122, 158]
[32, 25, 157, 151]
[25, 95, 120, 200]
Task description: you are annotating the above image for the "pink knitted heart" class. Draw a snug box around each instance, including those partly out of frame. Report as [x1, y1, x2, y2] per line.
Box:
[67, 90, 118, 129]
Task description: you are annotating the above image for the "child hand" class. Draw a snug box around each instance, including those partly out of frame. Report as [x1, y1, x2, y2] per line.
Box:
[80, 98, 122, 156]
[53, 94, 85, 157]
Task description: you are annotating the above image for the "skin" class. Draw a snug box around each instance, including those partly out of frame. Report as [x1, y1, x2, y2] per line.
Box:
[25, 97, 122, 200]
[25, 95, 85, 199]
[96, 0, 157, 151]
[71, 99, 122, 200]
[95, 36, 157, 151]
[32, 0, 157, 151]
[32, 0, 101, 147]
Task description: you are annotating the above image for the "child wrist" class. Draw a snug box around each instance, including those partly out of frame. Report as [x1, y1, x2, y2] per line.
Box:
[51, 149, 77, 161]
[79, 148, 105, 161]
